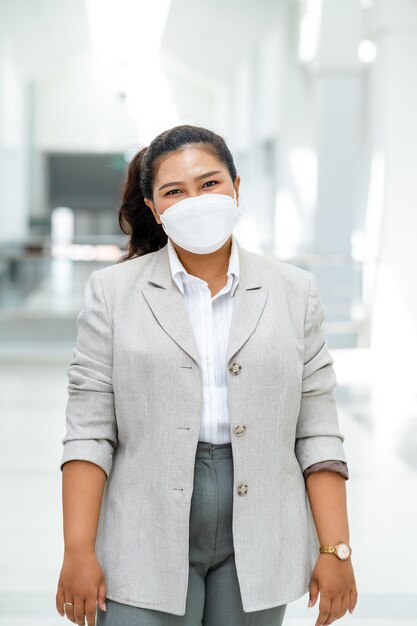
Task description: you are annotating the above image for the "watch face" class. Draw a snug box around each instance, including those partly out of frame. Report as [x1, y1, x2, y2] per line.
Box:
[336, 543, 351, 559]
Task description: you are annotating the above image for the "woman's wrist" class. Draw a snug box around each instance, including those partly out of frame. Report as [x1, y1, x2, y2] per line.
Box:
[64, 545, 96, 557]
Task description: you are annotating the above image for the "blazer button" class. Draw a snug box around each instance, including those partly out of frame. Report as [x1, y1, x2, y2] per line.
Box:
[229, 362, 242, 375]
[234, 425, 246, 436]
[237, 483, 248, 495]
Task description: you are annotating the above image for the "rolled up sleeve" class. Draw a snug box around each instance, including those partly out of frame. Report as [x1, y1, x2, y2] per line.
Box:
[60, 270, 118, 479]
[294, 271, 347, 473]
[303, 460, 349, 481]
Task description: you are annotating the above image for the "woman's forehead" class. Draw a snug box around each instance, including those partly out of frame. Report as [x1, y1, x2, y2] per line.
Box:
[154, 146, 224, 181]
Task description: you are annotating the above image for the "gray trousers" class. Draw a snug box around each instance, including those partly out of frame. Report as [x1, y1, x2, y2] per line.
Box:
[97, 441, 287, 626]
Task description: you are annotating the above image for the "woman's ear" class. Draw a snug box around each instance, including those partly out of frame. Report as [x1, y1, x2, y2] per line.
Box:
[234, 175, 241, 206]
[144, 198, 162, 224]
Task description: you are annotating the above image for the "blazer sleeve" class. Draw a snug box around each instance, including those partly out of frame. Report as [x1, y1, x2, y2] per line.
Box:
[294, 271, 347, 473]
[303, 460, 349, 480]
[60, 270, 118, 479]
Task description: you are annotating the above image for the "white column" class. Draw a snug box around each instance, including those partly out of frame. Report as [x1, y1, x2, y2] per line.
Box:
[368, 0, 417, 390]
[0, 44, 31, 244]
[310, 0, 363, 255]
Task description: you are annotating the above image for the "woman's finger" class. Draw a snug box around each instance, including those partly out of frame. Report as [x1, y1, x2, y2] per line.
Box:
[73, 595, 86, 625]
[55, 584, 66, 617]
[349, 582, 358, 613]
[315, 593, 331, 626]
[63, 597, 76, 623]
[338, 593, 349, 619]
[85, 594, 98, 626]
[323, 594, 341, 625]
[97, 578, 107, 612]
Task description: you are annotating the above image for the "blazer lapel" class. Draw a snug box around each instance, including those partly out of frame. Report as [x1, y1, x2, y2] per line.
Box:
[226, 243, 268, 363]
[141, 238, 268, 368]
[141, 244, 202, 367]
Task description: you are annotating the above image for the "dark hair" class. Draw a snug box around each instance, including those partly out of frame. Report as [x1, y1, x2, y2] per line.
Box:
[117, 124, 238, 262]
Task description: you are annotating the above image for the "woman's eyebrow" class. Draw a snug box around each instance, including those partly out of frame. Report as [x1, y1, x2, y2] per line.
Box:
[158, 170, 222, 191]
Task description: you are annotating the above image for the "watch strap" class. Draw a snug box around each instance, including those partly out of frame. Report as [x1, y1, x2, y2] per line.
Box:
[319, 543, 352, 559]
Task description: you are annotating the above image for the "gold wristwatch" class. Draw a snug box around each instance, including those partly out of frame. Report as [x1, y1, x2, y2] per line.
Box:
[319, 542, 352, 560]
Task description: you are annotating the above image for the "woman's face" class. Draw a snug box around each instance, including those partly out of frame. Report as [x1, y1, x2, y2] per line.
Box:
[144, 145, 240, 224]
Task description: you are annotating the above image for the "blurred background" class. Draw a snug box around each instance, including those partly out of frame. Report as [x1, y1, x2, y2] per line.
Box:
[0, 0, 416, 624]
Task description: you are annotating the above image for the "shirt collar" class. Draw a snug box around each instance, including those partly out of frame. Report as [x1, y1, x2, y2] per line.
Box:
[167, 233, 240, 298]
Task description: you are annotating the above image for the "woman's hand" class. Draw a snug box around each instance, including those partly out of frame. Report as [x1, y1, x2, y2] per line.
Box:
[308, 554, 358, 626]
[56, 549, 107, 626]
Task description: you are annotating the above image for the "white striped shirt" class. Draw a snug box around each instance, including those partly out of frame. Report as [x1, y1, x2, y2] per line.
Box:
[167, 234, 239, 444]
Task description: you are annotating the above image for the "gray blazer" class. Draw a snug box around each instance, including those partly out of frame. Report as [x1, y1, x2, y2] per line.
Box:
[60, 238, 348, 616]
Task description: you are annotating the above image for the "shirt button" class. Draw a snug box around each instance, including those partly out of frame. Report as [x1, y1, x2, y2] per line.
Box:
[234, 425, 246, 437]
[229, 362, 242, 375]
[237, 483, 248, 496]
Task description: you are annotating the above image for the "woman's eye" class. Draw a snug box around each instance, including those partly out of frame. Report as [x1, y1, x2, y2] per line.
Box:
[165, 180, 217, 196]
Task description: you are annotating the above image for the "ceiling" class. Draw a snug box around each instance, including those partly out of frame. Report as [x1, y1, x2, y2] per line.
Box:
[0, 0, 89, 81]
[0, 0, 296, 84]
[160, 0, 282, 82]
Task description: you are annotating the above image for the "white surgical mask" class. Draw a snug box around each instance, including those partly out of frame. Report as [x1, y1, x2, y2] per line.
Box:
[155, 191, 241, 254]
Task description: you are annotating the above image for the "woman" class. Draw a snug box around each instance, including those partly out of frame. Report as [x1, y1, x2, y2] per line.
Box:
[56, 124, 358, 626]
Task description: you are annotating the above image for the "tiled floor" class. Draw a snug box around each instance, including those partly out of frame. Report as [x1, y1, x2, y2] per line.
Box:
[1, 264, 416, 625]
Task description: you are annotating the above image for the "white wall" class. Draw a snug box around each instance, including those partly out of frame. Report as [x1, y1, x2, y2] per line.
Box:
[0, 47, 31, 243]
